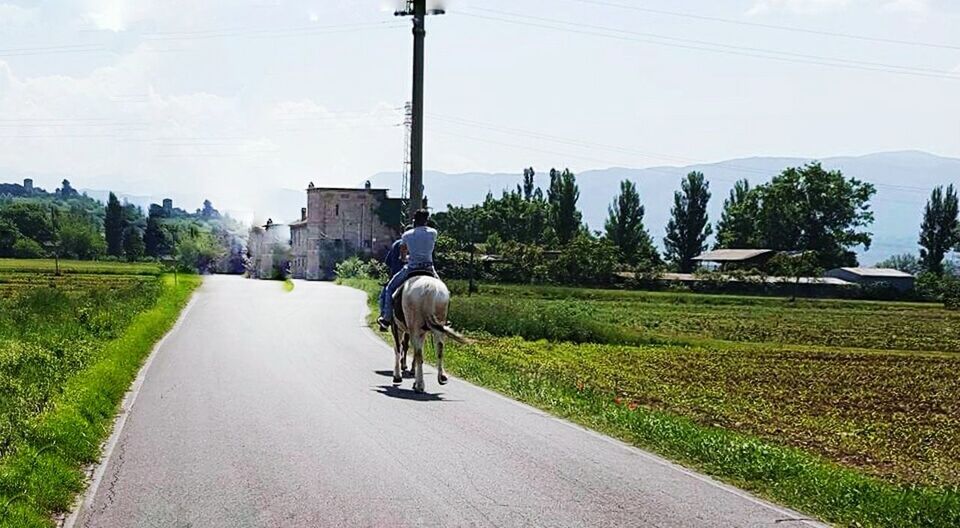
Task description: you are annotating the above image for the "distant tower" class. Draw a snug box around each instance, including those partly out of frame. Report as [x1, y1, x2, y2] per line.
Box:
[162, 198, 173, 215]
[23, 178, 33, 194]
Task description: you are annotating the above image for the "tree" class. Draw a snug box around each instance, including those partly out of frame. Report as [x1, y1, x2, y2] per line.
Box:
[664, 171, 712, 273]
[547, 168, 582, 244]
[549, 234, 618, 286]
[104, 192, 126, 257]
[522, 167, 535, 201]
[0, 202, 56, 245]
[144, 214, 173, 258]
[58, 213, 106, 260]
[919, 184, 959, 276]
[604, 180, 658, 267]
[876, 253, 922, 276]
[201, 199, 220, 219]
[177, 230, 225, 273]
[0, 218, 21, 257]
[714, 179, 759, 249]
[123, 226, 145, 262]
[754, 163, 875, 269]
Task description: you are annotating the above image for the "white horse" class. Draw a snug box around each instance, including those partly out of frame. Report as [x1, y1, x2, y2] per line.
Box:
[389, 275, 467, 393]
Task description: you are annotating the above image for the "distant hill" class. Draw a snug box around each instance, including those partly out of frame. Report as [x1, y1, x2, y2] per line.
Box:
[368, 151, 960, 265]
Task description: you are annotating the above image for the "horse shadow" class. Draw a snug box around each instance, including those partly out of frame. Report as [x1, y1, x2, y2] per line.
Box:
[372, 384, 447, 402]
[373, 369, 414, 380]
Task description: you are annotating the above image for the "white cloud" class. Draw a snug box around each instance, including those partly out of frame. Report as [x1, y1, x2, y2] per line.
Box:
[0, 3, 37, 26]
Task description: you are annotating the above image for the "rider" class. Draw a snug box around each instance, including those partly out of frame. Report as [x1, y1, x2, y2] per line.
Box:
[377, 209, 438, 330]
[378, 238, 405, 324]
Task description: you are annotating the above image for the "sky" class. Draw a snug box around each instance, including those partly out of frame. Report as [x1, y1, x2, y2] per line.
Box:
[0, 0, 958, 215]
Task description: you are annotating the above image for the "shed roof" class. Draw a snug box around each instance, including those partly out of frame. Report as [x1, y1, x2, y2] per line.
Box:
[692, 249, 775, 262]
[832, 267, 914, 278]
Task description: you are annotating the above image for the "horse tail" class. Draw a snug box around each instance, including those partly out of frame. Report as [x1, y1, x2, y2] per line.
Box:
[421, 280, 471, 344]
[426, 316, 470, 344]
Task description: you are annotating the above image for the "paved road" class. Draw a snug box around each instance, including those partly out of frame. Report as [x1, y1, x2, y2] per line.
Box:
[74, 276, 821, 528]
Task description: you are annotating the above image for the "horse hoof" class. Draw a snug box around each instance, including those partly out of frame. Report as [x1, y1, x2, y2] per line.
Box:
[438, 374, 448, 385]
[392, 376, 403, 384]
[413, 383, 425, 393]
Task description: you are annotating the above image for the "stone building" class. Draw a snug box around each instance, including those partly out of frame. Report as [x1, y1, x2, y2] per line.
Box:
[289, 182, 404, 280]
[247, 219, 289, 279]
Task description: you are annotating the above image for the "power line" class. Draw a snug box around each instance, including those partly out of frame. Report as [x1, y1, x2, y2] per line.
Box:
[457, 9, 960, 81]
[566, 0, 960, 51]
[142, 21, 405, 42]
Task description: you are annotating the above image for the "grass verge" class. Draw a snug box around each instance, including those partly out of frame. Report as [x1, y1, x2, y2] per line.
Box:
[340, 278, 960, 527]
[0, 274, 200, 528]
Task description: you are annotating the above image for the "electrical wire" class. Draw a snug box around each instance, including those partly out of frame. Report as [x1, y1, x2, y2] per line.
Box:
[565, 0, 960, 51]
[457, 9, 960, 81]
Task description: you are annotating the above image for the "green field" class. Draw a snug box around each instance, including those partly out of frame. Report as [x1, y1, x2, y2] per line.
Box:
[0, 259, 199, 528]
[345, 278, 960, 528]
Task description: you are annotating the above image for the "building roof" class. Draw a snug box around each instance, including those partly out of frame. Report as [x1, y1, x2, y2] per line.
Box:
[306, 186, 390, 192]
[831, 267, 914, 278]
[692, 249, 775, 262]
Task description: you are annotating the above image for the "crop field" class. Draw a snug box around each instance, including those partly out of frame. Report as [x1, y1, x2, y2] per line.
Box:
[345, 278, 960, 527]
[0, 259, 198, 527]
[460, 283, 960, 353]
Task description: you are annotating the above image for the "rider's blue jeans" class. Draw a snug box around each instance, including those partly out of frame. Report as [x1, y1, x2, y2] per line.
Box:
[379, 263, 438, 320]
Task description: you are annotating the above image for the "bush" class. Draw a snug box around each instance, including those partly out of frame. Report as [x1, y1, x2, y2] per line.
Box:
[548, 235, 618, 286]
[12, 237, 44, 258]
[334, 257, 386, 281]
[944, 278, 960, 310]
[365, 259, 388, 282]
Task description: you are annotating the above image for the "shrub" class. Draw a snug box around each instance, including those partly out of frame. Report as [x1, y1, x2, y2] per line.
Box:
[12, 237, 44, 258]
[944, 278, 960, 310]
[334, 257, 366, 279]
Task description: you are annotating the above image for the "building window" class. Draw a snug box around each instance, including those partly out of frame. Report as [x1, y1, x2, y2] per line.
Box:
[335, 204, 339, 216]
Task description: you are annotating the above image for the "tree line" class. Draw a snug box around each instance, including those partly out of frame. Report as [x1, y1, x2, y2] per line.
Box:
[433, 163, 959, 291]
[0, 185, 245, 273]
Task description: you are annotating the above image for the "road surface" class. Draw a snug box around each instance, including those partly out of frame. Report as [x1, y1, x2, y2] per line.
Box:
[73, 276, 821, 528]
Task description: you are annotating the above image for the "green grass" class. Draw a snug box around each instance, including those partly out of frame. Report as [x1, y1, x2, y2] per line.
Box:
[342, 278, 960, 527]
[449, 283, 960, 353]
[0, 258, 163, 276]
[0, 264, 199, 528]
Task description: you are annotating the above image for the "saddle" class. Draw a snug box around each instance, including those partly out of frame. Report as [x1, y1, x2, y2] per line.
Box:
[391, 269, 438, 326]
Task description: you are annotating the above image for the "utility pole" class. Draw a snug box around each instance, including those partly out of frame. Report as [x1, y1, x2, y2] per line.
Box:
[396, 0, 444, 220]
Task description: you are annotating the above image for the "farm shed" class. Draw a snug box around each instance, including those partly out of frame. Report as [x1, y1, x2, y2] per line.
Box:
[824, 267, 915, 292]
[692, 249, 776, 270]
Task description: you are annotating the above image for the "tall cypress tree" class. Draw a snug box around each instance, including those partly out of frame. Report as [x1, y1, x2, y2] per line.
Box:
[919, 184, 960, 275]
[604, 180, 657, 266]
[104, 192, 126, 257]
[522, 167, 535, 201]
[664, 171, 712, 272]
[547, 168, 582, 244]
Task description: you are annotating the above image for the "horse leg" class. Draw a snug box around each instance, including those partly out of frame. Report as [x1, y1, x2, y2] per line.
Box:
[412, 333, 425, 393]
[436, 336, 448, 385]
[390, 323, 402, 384]
[401, 333, 410, 374]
